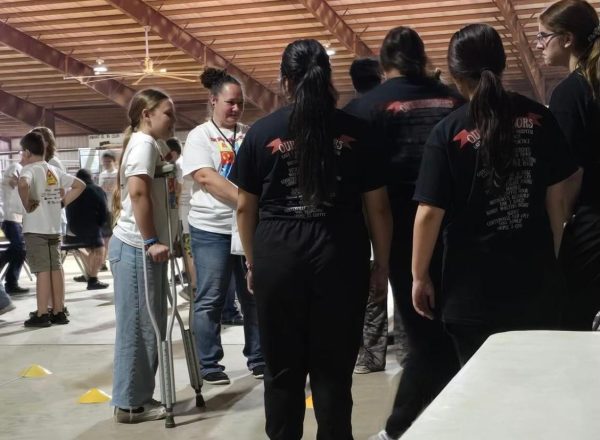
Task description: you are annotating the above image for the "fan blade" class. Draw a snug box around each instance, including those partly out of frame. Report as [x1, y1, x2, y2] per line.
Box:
[133, 74, 149, 85]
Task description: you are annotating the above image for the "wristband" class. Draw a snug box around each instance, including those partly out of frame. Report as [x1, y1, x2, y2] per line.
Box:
[245, 261, 254, 271]
[143, 237, 159, 249]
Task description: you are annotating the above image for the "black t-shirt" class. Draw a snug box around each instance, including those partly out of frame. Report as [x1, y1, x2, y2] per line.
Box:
[414, 93, 578, 325]
[344, 76, 464, 200]
[549, 70, 600, 207]
[66, 183, 108, 238]
[229, 106, 385, 221]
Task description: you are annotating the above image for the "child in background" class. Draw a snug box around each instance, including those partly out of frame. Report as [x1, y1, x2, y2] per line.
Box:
[18, 132, 85, 327]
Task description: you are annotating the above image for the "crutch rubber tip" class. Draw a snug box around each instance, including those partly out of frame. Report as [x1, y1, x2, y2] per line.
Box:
[165, 415, 176, 428]
[196, 395, 205, 407]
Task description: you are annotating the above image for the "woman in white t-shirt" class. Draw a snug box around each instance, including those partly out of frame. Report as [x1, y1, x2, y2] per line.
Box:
[108, 88, 176, 424]
[181, 68, 265, 384]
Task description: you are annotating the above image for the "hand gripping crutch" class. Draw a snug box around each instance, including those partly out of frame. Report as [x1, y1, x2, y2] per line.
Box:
[141, 163, 178, 428]
[169, 221, 205, 408]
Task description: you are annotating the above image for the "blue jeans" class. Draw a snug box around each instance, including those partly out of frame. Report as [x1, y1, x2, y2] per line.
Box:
[189, 225, 264, 375]
[109, 237, 167, 408]
[222, 274, 243, 321]
[1, 221, 26, 288]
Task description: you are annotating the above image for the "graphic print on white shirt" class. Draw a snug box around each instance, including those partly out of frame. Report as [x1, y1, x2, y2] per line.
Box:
[181, 121, 248, 235]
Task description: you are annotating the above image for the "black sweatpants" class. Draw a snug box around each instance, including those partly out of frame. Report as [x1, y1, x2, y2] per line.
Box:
[560, 205, 600, 330]
[384, 199, 459, 438]
[253, 217, 370, 440]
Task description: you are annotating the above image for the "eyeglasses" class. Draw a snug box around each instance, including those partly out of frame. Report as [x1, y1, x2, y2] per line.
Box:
[535, 32, 559, 47]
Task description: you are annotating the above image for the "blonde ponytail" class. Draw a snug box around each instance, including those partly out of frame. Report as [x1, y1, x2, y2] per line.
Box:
[111, 88, 171, 226]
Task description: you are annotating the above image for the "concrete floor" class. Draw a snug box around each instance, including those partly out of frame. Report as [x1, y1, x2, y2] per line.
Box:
[0, 257, 403, 440]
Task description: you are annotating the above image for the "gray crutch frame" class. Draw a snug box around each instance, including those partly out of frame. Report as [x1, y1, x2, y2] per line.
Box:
[141, 163, 204, 429]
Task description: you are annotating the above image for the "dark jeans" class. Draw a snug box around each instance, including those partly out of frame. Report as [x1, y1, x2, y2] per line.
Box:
[254, 218, 370, 440]
[1, 221, 26, 288]
[189, 226, 263, 375]
[384, 199, 460, 438]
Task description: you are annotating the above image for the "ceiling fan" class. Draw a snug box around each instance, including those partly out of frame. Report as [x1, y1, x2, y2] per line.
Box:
[64, 26, 200, 85]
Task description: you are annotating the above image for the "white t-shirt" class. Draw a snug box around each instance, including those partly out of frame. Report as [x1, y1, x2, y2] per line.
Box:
[1, 162, 24, 223]
[20, 161, 75, 234]
[182, 121, 248, 235]
[99, 168, 118, 210]
[112, 132, 178, 248]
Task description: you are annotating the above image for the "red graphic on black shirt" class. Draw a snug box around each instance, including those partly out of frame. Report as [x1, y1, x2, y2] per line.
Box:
[526, 112, 542, 127]
[266, 138, 283, 154]
[337, 135, 355, 150]
[453, 129, 481, 149]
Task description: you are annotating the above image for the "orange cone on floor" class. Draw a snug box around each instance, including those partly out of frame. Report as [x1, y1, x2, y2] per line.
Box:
[19, 364, 52, 378]
[306, 395, 314, 409]
[78, 388, 111, 404]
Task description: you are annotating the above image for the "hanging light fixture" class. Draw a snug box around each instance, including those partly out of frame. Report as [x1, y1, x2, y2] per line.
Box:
[92, 59, 108, 75]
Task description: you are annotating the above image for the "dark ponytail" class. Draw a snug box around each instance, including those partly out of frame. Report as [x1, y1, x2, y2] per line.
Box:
[448, 24, 514, 189]
[281, 39, 338, 205]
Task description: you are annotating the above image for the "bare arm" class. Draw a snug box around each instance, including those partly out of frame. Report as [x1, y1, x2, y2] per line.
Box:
[17, 177, 36, 213]
[128, 174, 169, 262]
[62, 178, 85, 207]
[192, 167, 238, 209]
[362, 187, 393, 302]
[412, 203, 445, 319]
[545, 169, 581, 257]
[237, 189, 259, 293]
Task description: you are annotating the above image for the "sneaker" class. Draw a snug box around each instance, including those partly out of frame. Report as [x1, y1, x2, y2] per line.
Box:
[0, 302, 16, 315]
[354, 364, 384, 374]
[114, 402, 166, 424]
[24, 313, 51, 328]
[73, 275, 87, 283]
[50, 311, 69, 325]
[6, 285, 30, 295]
[30, 306, 69, 318]
[87, 281, 109, 290]
[203, 371, 230, 385]
[368, 430, 398, 440]
[252, 365, 265, 379]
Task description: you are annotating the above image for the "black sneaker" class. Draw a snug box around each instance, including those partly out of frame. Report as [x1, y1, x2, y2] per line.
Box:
[24, 313, 51, 327]
[30, 306, 69, 318]
[6, 285, 30, 295]
[50, 311, 69, 325]
[73, 275, 87, 283]
[87, 281, 109, 290]
[203, 371, 230, 385]
[252, 365, 265, 379]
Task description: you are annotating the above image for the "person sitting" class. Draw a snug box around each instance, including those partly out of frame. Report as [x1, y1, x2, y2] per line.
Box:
[65, 169, 109, 290]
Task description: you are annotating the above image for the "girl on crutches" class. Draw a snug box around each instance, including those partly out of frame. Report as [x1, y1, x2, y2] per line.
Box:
[109, 88, 176, 423]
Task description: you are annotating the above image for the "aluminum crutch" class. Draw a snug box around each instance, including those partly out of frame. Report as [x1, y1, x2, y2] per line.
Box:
[169, 221, 205, 408]
[142, 163, 177, 428]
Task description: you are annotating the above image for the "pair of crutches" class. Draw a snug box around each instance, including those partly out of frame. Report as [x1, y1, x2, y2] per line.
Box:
[140, 163, 204, 428]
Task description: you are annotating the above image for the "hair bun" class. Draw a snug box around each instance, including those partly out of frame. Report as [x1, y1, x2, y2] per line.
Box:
[200, 68, 227, 90]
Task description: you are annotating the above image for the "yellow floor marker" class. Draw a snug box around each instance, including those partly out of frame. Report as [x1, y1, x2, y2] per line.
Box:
[306, 395, 314, 409]
[78, 388, 111, 404]
[19, 364, 52, 378]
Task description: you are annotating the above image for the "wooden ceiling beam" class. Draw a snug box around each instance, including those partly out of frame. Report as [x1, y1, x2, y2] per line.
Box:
[294, 0, 374, 57]
[105, 0, 281, 114]
[0, 20, 199, 128]
[0, 88, 101, 134]
[492, 0, 546, 103]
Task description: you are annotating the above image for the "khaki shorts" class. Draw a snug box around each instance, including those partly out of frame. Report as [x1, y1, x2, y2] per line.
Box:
[24, 233, 62, 273]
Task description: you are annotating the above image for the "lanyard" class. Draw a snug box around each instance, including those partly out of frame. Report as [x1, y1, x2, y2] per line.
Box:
[211, 119, 238, 153]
